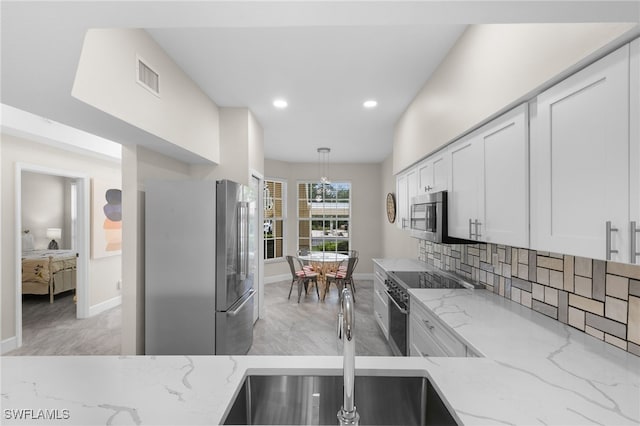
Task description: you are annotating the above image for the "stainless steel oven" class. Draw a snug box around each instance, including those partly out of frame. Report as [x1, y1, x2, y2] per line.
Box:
[384, 276, 409, 356]
[384, 269, 484, 357]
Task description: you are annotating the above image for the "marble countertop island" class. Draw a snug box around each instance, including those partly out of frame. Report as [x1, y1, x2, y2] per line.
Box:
[2, 287, 639, 425]
[2, 355, 490, 425]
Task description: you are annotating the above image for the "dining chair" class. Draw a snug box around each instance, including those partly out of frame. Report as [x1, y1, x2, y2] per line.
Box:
[285, 255, 320, 303]
[297, 248, 316, 273]
[324, 255, 358, 302]
[348, 254, 359, 296]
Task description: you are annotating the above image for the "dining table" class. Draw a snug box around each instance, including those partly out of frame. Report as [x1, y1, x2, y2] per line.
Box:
[297, 251, 349, 300]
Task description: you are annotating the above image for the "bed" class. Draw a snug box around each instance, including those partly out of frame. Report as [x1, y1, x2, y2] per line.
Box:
[22, 250, 77, 303]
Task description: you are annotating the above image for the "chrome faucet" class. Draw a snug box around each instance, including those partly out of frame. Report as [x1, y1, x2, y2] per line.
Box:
[337, 288, 359, 425]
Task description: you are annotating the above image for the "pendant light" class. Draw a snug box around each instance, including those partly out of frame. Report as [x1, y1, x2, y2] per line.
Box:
[317, 147, 331, 184]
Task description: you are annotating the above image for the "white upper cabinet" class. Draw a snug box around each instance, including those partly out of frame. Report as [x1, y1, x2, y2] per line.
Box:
[407, 168, 419, 205]
[481, 104, 529, 247]
[531, 44, 633, 262]
[397, 151, 448, 230]
[417, 151, 449, 194]
[396, 172, 408, 230]
[448, 104, 529, 246]
[396, 168, 418, 230]
[631, 38, 640, 265]
[448, 135, 482, 240]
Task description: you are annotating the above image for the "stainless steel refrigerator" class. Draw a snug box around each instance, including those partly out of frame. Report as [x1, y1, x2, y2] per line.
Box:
[145, 179, 255, 355]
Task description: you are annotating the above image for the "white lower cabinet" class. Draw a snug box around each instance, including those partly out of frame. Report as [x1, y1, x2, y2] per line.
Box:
[373, 265, 389, 339]
[409, 297, 474, 357]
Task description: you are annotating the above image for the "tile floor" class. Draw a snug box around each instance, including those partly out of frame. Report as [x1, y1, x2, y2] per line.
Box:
[6, 279, 392, 357]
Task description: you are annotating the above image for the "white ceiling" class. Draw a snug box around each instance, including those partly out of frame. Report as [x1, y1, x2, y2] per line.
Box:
[147, 25, 465, 163]
[2, 1, 638, 164]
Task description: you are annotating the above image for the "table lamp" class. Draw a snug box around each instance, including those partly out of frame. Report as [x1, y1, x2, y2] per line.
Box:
[46, 228, 61, 250]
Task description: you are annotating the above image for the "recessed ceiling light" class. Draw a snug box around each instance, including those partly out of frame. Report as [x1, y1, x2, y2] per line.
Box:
[273, 99, 288, 109]
[363, 100, 378, 109]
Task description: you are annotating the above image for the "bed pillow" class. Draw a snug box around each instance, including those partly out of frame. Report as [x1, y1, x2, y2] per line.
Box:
[22, 232, 34, 251]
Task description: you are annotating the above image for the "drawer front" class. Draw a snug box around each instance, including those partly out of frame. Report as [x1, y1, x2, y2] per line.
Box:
[373, 295, 389, 339]
[411, 298, 466, 357]
[409, 317, 448, 357]
[374, 292, 389, 339]
[374, 279, 389, 307]
[374, 265, 387, 285]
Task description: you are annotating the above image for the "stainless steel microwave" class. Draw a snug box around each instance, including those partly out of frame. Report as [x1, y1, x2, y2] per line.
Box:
[410, 191, 469, 243]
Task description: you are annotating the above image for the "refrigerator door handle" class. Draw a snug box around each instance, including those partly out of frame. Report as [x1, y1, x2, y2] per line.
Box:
[228, 289, 256, 316]
[243, 201, 250, 278]
[238, 202, 249, 280]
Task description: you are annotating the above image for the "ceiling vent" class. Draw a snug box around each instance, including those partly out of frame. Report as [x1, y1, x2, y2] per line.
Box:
[136, 55, 159, 97]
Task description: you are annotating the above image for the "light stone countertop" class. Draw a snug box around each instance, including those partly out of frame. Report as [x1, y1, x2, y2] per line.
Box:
[3, 347, 637, 425]
[372, 258, 430, 272]
[0, 355, 486, 425]
[410, 288, 640, 425]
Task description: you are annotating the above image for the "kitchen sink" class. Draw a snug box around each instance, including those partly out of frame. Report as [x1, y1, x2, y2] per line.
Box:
[222, 375, 458, 425]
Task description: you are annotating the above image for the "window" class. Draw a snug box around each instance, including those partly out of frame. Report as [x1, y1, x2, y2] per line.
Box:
[264, 179, 285, 260]
[298, 181, 351, 254]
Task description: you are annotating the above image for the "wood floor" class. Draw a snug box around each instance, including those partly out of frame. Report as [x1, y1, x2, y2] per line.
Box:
[6, 279, 392, 357]
[5, 292, 122, 356]
[249, 279, 393, 356]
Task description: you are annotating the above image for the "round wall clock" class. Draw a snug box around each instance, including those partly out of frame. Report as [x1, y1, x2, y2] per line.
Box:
[386, 193, 396, 223]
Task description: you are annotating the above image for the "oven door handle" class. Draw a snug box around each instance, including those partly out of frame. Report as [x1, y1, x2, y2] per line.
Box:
[385, 290, 408, 315]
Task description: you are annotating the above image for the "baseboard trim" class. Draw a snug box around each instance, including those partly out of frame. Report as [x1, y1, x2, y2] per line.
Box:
[89, 295, 122, 317]
[265, 274, 290, 284]
[1, 336, 17, 354]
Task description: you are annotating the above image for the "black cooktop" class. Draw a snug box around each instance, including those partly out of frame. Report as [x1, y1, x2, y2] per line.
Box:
[388, 269, 484, 290]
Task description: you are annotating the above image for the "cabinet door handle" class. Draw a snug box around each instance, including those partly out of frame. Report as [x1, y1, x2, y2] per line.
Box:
[425, 185, 433, 192]
[606, 221, 619, 260]
[385, 290, 408, 314]
[469, 218, 475, 239]
[474, 219, 482, 240]
[423, 319, 435, 331]
[631, 221, 640, 264]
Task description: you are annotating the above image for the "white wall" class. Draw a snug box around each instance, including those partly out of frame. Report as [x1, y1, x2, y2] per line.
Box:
[248, 110, 265, 177]
[197, 108, 249, 185]
[72, 29, 220, 164]
[190, 108, 265, 184]
[1, 133, 122, 342]
[21, 172, 67, 249]
[263, 159, 382, 280]
[393, 23, 637, 174]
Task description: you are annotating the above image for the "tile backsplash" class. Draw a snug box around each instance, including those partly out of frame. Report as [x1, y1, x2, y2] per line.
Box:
[418, 241, 640, 357]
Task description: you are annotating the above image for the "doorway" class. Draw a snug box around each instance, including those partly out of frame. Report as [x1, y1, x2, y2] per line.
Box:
[14, 163, 90, 349]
